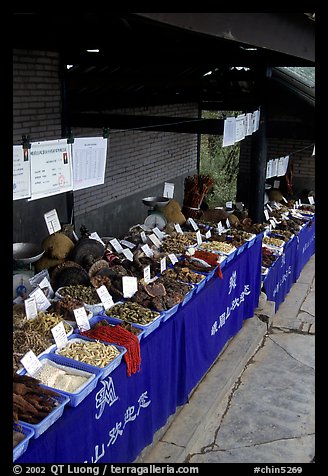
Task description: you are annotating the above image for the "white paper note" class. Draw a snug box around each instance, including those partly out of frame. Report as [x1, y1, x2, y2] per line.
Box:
[74, 307, 91, 332]
[90, 232, 105, 246]
[153, 227, 164, 241]
[110, 238, 123, 253]
[160, 257, 167, 273]
[149, 233, 162, 248]
[24, 296, 38, 320]
[205, 230, 211, 239]
[308, 196, 315, 205]
[264, 210, 270, 221]
[196, 230, 202, 245]
[141, 244, 154, 257]
[143, 265, 151, 283]
[188, 218, 199, 231]
[51, 321, 68, 349]
[20, 350, 42, 376]
[13, 145, 31, 200]
[72, 137, 107, 191]
[96, 285, 114, 310]
[235, 114, 246, 142]
[163, 182, 174, 198]
[44, 209, 61, 235]
[168, 253, 178, 265]
[174, 224, 183, 234]
[122, 276, 138, 298]
[222, 117, 236, 147]
[122, 248, 134, 261]
[120, 239, 136, 249]
[29, 287, 51, 311]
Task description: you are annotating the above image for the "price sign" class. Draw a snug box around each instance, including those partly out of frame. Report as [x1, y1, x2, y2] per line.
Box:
[122, 248, 134, 261]
[122, 276, 138, 298]
[168, 253, 178, 265]
[140, 232, 148, 243]
[163, 182, 174, 198]
[196, 230, 202, 245]
[96, 285, 114, 310]
[51, 321, 68, 349]
[282, 196, 288, 204]
[44, 208, 61, 235]
[89, 232, 105, 246]
[141, 244, 154, 257]
[152, 227, 164, 241]
[188, 218, 199, 231]
[110, 238, 123, 253]
[266, 204, 273, 212]
[308, 196, 315, 205]
[143, 265, 151, 283]
[38, 276, 54, 299]
[264, 210, 270, 221]
[226, 218, 230, 229]
[29, 287, 51, 311]
[174, 223, 183, 234]
[160, 257, 167, 273]
[226, 201, 233, 209]
[269, 219, 276, 228]
[149, 233, 162, 248]
[21, 350, 42, 376]
[120, 239, 136, 249]
[24, 296, 38, 320]
[274, 180, 280, 189]
[29, 269, 50, 287]
[205, 230, 212, 239]
[217, 222, 224, 234]
[73, 307, 91, 331]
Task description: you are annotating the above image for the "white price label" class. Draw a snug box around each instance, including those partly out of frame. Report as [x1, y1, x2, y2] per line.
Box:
[308, 196, 315, 205]
[51, 321, 68, 349]
[266, 204, 273, 212]
[149, 233, 161, 248]
[73, 307, 91, 332]
[122, 248, 134, 261]
[143, 265, 151, 283]
[205, 230, 211, 239]
[188, 218, 199, 231]
[160, 257, 167, 273]
[140, 232, 148, 243]
[273, 217, 280, 224]
[96, 285, 114, 310]
[226, 201, 233, 209]
[274, 180, 280, 189]
[269, 219, 276, 228]
[38, 276, 54, 299]
[89, 232, 105, 246]
[226, 218, 230, 229]
[174, 223, 183, 234]
[168, 253, 178, 265]
[110, 238, 123, 253]
[264, 210, 270, 221]
[24, 296, 38, 320]
[29, 287, 51, 311]
[196, 230, 202, 245]
[29, 269, 50, 287]
[21, 350, 42, 376]
[141, 244, 154, 257]
[282, 196, 288, 203]
[122, 276, 138, 298]
[44, 208, 61, 235]
[120, 239, 136, 249]
[217, 222, 224, 234]
[152, 227, 164, 241]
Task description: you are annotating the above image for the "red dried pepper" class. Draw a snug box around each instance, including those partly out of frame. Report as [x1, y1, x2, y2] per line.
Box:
[81, 325, 141, 377]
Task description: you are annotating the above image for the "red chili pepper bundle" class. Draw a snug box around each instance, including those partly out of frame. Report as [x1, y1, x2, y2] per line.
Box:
[81, 325, 141, 377]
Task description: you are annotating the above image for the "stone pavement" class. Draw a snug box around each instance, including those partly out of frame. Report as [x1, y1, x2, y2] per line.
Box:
[136, 255, 315, 464]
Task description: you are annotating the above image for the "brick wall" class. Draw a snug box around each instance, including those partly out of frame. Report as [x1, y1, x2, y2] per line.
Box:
[13, 49, 69, 243]
[237, 136, 315, 206]
[13, 48, 199, 240]
[72, 103, 199, 236]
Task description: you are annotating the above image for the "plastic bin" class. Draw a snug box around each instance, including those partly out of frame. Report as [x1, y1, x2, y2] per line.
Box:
[161, 302, 180, 322]
[18, 353, 102, 407]
[13, 422, 35, 461]
[19, 392, 69, 438]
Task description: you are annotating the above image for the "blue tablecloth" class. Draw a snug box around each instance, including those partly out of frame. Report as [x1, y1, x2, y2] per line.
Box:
[294, 217, 316, 280]
[18, 239, 262, 464]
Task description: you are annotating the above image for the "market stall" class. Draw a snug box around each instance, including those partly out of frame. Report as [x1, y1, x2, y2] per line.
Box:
[16, 238, 262, 463]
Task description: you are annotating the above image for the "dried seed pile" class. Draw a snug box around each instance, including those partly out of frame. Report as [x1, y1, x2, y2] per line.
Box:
[34, 363, 89, 393]
[57, 340, 120, 368]
[81, 325, 141, 377]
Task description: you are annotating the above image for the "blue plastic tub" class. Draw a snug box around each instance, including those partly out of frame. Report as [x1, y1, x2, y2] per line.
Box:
[18, 392, 69, 439]
[161, 302, 180, 322]
[13, 422, 35, 461]
[77, 314, 145, 341]
[18, 353, 103, 407]
[180, 284, 195, 307]
[51, 335, 126, 379]
[105, 303, 164, 338]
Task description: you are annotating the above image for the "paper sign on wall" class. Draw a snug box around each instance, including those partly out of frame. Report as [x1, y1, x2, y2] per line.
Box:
[13, 145, 31, 200]
[163, 182, 174, 198]
[222, 117, 236, 147]
[44, 209, 61, 235]
[72, 137, 107, 191]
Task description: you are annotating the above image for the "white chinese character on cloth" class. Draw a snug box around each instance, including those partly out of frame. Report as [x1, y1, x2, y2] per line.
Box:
[123, 406, 137, 428]
[219, 312, 226, 328]
[107, 422, 123, 446]
[85, 444, 105, 464]
[243, 284, 251, 295]
[211, 321, 218, 335]
[229, 271, 237, 294]
[226, 306, 231, 320]
[281, 253, 286, 268]
[95, 376, 118, 420]
[137, 391, 151, 416]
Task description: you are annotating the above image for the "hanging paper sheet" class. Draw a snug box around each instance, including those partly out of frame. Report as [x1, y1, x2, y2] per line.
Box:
[72, 137, 107, 191]
[13, 145, 31, 200]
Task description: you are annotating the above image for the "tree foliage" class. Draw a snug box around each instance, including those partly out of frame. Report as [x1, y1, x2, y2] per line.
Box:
[200, 111, 240, 207]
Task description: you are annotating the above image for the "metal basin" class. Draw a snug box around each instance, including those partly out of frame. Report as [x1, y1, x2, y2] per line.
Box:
[142, 196, 170, 208]
[13, 243, 45, 265]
